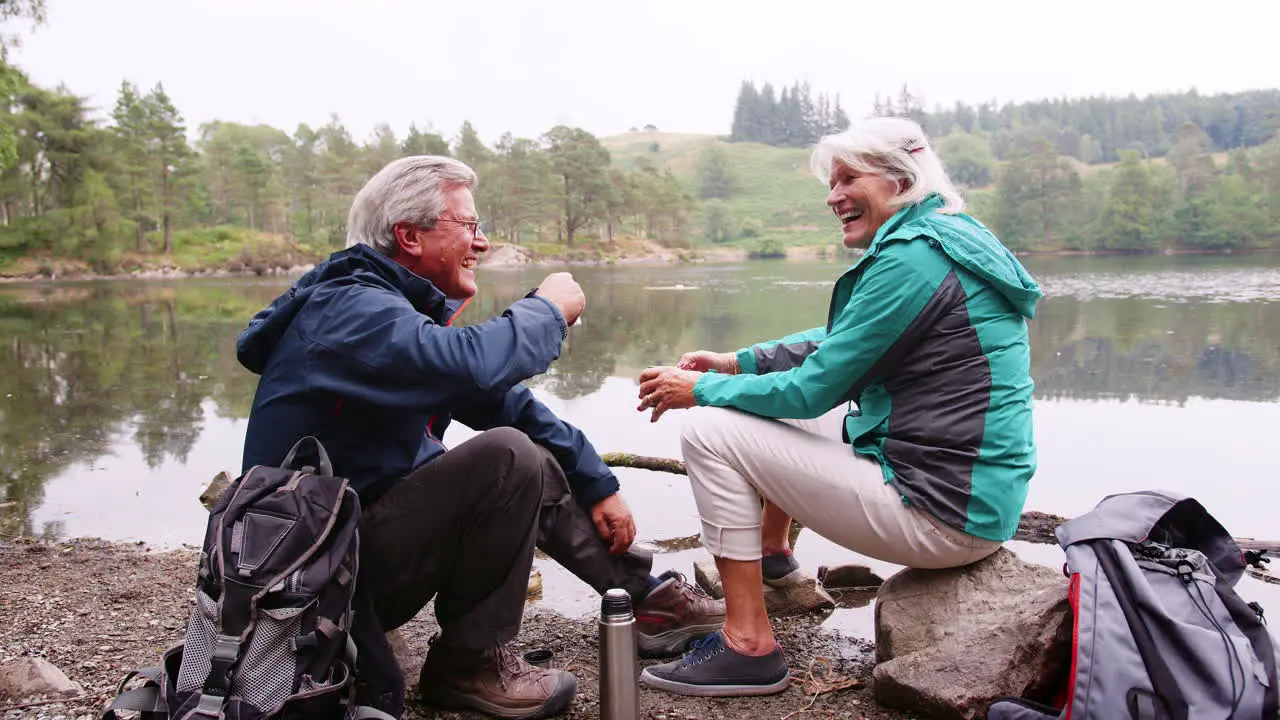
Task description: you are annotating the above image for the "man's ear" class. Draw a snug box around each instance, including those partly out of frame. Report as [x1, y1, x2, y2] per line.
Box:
[392, 222, 422, 258]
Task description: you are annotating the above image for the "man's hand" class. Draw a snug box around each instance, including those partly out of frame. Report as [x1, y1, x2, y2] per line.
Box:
[636, 366, 701, 423]
[678, 350, 738, 375]
[535, 272, 586, 326]
[591, 493, 636, 555]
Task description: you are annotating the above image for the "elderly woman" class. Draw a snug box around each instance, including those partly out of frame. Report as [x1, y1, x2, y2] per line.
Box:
[635, 117, 1042, 697]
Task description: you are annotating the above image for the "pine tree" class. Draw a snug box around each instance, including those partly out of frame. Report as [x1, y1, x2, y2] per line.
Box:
[142, 83, 191, 253]
[542, 126, 610, 246]
[729, 81, 760, 142]
[111, 81, 151, 251]
[401, 123, 450, 156]
[454, 121, 492, 170]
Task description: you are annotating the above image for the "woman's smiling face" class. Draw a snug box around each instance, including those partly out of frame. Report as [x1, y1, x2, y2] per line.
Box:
[825, 160, 902, 249]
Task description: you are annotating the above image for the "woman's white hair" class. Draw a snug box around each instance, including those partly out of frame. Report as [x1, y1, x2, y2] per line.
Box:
[346, 155, 478, 255]
[809, 116, 964, 214]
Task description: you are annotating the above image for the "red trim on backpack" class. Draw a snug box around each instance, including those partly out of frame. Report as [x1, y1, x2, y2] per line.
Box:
[333, 397, 343, 419]
[1061, 572, 1082, 719]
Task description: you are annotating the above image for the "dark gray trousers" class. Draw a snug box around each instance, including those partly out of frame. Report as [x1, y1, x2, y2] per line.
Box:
[351, 427, 652, 714]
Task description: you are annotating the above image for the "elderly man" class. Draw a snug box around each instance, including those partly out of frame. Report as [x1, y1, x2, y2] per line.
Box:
[236, 155, 723, 719]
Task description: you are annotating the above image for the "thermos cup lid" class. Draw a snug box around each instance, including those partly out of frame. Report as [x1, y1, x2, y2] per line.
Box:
[601, 587, 632, 617]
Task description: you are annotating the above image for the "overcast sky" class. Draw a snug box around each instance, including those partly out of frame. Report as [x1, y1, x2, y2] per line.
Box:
[9, 0, 1280, 145]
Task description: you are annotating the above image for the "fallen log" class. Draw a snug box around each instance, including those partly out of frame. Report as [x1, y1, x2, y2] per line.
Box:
[600, 452, 1280, 555]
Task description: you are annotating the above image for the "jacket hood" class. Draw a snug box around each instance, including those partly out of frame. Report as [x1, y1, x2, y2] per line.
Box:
[863, 194, 1043, 318]
[237, 244, 458, 374]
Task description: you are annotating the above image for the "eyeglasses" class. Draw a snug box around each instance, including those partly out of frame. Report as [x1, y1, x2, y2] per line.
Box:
[432, 218, 484, 242]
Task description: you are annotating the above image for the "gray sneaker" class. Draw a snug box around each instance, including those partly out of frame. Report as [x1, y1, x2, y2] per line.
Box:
[639, 631, 791, 697]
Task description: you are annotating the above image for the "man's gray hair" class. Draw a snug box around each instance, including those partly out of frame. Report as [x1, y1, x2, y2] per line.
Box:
[346, 155, 478, 255]
[809, 116, 964, 214]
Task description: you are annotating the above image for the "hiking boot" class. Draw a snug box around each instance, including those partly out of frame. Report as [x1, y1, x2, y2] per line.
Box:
[418, 639, 577, 720]
[635, 570, 726, 658]
[640, 630, 791, 697]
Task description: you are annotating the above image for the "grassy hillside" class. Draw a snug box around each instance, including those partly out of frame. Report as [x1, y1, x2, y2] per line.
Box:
[602, 132, 838, 249]
[601, 132, 1250, 253]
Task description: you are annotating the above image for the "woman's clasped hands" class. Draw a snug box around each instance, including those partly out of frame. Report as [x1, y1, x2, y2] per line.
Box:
[636, 350, 738, 422]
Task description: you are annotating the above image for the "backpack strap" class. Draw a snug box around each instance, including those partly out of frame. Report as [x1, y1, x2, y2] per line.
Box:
[282, 435, 334, 476]
[1213, 575, 1279, 716]
[101, 685, 166, 718]
[1095, 540, 1190, 720]
[199, 633, 243, 708]
[100, 667, 167, 720]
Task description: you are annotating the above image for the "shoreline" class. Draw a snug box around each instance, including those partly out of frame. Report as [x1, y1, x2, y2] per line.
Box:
[0, 536, 900, 719]
[1, 244, 1275, 285]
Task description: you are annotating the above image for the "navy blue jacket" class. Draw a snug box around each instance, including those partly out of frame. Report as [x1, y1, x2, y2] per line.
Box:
[237, 244, 620, 507]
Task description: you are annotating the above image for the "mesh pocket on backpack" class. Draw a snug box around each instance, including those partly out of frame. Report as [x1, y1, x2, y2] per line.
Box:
[173, 589, 307, 713]
[234, 605, 305, 710]
[175, 589, 218, 695]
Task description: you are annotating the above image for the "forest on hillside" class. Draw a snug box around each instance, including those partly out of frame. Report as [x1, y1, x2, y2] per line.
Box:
[0, 69, 696, 272]
[730, 81, 1280, 162]
[728, 81, 1280, 252]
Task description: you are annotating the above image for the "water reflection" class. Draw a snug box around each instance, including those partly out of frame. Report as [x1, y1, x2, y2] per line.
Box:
[1, 257, 1278, 546]
[0, 280, 281, 538]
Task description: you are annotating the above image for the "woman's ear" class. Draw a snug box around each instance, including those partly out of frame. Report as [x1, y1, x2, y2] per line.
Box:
[897, 176, 914, 194]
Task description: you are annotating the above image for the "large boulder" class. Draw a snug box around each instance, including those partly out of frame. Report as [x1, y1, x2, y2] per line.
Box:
[873, 548, 1071, 719]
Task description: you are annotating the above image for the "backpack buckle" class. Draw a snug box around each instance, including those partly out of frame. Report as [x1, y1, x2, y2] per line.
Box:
[1248, 601, 1266, 625]
[202, 635, 241, 697]
[194, 691, 226, 717]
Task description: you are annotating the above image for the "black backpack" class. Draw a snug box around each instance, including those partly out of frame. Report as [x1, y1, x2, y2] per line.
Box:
[103, 437, 393, 720]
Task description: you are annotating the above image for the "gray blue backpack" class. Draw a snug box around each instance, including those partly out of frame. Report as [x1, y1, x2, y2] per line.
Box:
[102, 437, 394, 720]
[990, 490, 1278, 720]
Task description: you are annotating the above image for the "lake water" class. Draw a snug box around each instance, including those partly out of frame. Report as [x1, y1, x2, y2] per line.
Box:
[3, 254, 1278, 637]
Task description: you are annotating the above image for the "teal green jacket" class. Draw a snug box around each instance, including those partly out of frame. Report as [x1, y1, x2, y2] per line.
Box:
[694, 195, 1042, 541]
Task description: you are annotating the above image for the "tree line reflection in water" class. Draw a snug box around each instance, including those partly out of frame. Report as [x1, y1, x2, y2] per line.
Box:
[1, 262, 1277, 538]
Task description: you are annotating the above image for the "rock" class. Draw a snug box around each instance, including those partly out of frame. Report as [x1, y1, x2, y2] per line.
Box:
[199, 471, 234, 510]
[818, 563, 884, 589]
[872, 548, 1071, 719]
[480, 243, 534, 267]
[0, 656, 83, 699]
[829, 587, 878, 609]
[692, 553, 835, 615]
[692, 554, 723, 598]
[527, 568, 543, 598]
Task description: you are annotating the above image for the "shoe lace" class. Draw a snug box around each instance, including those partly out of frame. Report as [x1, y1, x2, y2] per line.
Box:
[680, 632, 726, 670]
[664, 571, 713, 600]
[493, 644, 525, 690]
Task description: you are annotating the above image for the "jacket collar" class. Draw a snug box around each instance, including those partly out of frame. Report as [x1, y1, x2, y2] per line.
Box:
[345, 244, 452, 323]
[845, 193, 946, 274]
